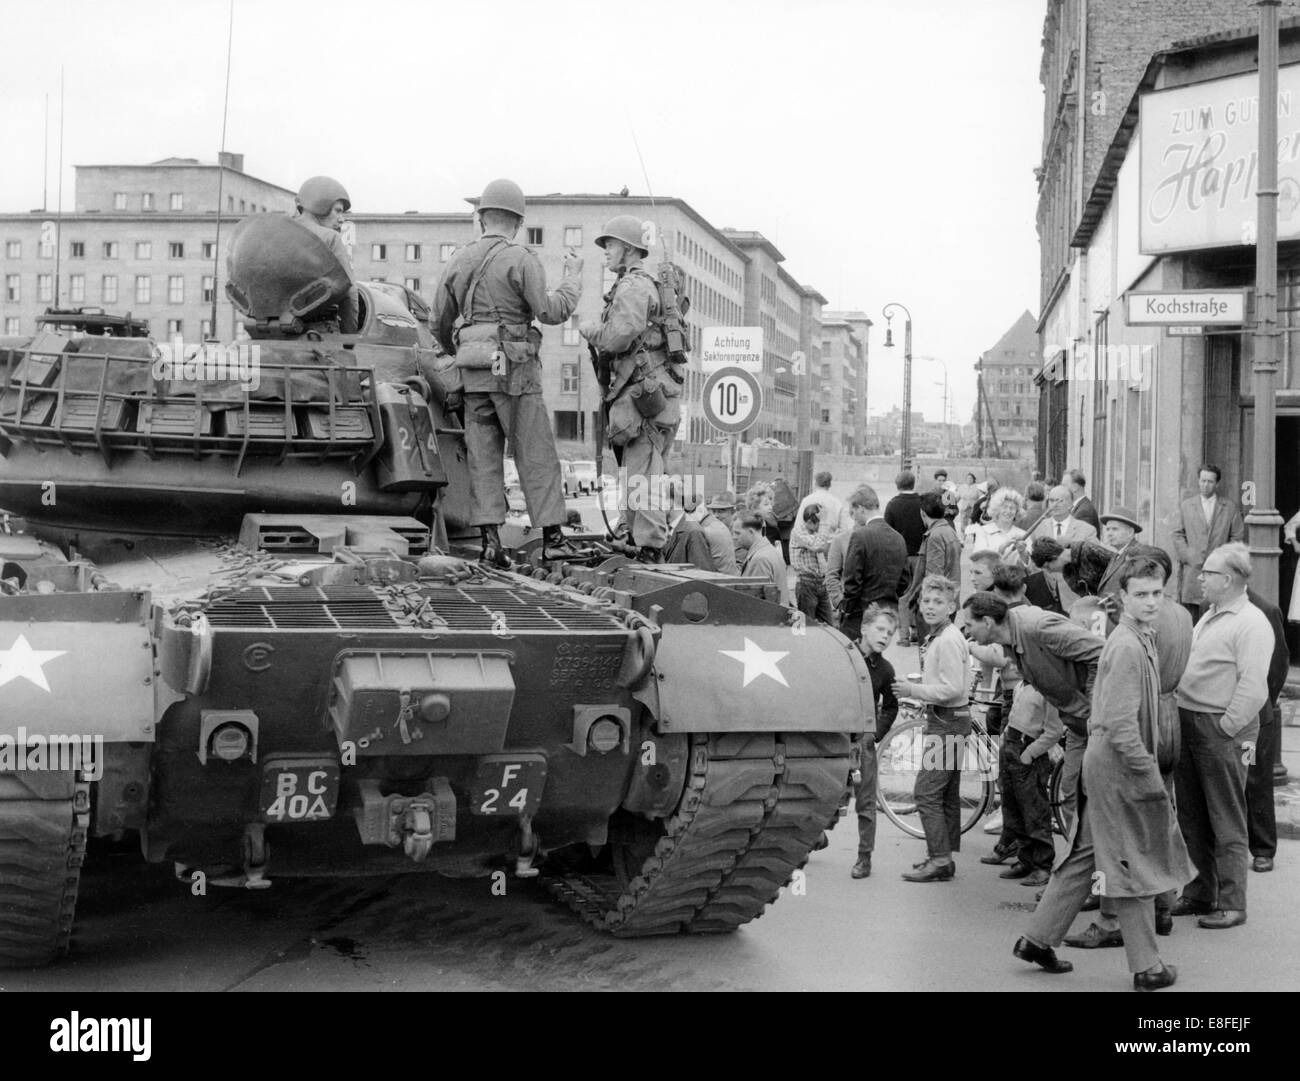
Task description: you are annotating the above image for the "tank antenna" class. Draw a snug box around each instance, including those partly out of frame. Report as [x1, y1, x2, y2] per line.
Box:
[209, 0, 235, 339]
[54, 69, 64, 307]
[629, 129, 669, 261]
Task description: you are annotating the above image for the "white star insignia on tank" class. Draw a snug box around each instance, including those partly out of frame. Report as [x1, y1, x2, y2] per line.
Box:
[0, 635, 67, 693]
[718, 638, 790, 688]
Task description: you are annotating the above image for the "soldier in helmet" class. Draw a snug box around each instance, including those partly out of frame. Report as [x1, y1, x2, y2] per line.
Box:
[580, 215, 683, 558]
[292, 175, 359, 334]
[431, 179, 585, 565]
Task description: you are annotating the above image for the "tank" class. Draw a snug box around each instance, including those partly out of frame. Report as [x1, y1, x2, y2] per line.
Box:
[0, 215, 872, 965]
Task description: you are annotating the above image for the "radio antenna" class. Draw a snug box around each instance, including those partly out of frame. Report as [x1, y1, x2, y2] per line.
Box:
[209, 0, 235, 339]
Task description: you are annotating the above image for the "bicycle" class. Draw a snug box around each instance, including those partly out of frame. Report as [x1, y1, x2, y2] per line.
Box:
[876, 687, 1070, 839]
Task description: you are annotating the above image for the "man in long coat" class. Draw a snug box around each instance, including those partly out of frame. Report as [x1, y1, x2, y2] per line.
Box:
[1014, 555, 1193, 989]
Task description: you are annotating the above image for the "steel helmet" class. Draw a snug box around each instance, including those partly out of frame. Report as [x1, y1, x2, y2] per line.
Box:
[478, 178, 526, 218]
[297, 176, 351, 217]
[595, 214, 649, 254]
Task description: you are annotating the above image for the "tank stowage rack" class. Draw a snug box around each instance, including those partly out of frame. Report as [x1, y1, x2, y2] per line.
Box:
[0, 346, 385, 475]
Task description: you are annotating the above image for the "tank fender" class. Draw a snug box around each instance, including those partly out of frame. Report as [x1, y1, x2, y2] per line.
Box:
[0, 591, 154, 741]
[650, 623, 873, 734]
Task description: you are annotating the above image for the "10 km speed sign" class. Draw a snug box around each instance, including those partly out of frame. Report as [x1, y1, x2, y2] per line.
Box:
[702, 365, 763, 434]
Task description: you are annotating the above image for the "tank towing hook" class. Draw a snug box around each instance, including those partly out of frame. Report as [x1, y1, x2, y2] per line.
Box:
[173, 824, 271, 891]
[514, 815, 540, 879]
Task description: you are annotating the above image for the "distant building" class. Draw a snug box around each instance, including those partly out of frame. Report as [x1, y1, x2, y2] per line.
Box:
[973, 310, 1039, 459]
[0, 153, 294, 340]
[818, 311, 871, 453]
[0, 165, 859, 450]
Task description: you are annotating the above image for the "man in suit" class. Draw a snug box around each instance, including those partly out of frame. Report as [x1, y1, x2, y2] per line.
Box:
[1062, 469, 1101, 535]
[1026, 485, 1098, 544]
[1096, 507, 1143, 597]
[1172, 465, 1245, 622]
[733, 511, 789, 606]
[1024, 567, 1068, 615]
[839, 486, 909, 643]
[663, 495, 716, 570]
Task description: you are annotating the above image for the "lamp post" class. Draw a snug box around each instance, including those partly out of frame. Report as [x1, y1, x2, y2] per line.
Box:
[1248, 0, 1285, 603]
[882, 302, 913, 472]
[915, 355, 950, 457]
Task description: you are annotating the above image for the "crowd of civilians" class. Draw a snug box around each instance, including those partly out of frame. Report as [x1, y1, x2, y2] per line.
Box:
[669, 463, 1294, 992]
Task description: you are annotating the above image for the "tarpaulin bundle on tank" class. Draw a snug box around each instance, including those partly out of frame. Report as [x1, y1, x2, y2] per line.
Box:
[0, 335, 368, 408]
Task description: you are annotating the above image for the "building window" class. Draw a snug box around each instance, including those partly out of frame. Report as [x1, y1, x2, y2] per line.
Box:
[227, 196, 235, 212]
[102, 275, 117, 303]
[562, 314, 580, 346]
[141, 192, 155, 211]
[70, 241, 84, 258]
[405, 243, 421, 261]
[200, 319, 212, 338]
[371, 243, 387, 261]
[4, 241, 19, 258]
[202, 275, 215, 303]
[564, 227, 582, 247]
[136, 241, 152, 259]
[168, 276, 184, 303]
[167, 319, 183, 336]
[103, 241, 119, 259]
[135, 276, 151, 303]
[169, 242, 184, 259]
[239, 200, 246, 213]
[69, 274, 85, 302]
[403, 276, 420, 292]
[3, 317, 18, 335]
[114, 192, 127, 210]
[202, 241, 215, 259]
[37, 274, 53, 302]
[39, 240, 54, 258]
[526, 227, 543, 246]
[561, 363, 578, 393]
[440, 243, 455, 261]
[170, 193, 183, 211]
[5, 274, 19, 302]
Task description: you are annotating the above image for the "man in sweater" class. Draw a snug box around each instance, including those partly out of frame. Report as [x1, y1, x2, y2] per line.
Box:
[1172, 543, 1273, 929]
[850, 604, 901, 880]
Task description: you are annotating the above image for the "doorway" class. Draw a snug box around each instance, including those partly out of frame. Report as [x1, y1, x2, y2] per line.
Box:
[1278, 416, 1300, 657]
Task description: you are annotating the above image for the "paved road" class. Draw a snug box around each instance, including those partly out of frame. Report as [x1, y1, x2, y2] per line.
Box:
[5, 806, 1295, 992]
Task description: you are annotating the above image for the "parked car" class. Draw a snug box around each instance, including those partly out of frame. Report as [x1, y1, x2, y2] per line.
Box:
[568, 460, 598, 495]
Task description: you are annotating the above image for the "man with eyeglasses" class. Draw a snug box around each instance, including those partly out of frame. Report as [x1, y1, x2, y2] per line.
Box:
[1171, 543, 1273, 930]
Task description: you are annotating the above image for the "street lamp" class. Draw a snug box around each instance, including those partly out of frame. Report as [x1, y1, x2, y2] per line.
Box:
[882, 302, 913, 472]
[915, 355, 950, 457]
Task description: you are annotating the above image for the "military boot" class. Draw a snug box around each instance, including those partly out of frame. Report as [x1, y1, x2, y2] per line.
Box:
[542, 525, 591, 562]
[480, 525, 511, 569]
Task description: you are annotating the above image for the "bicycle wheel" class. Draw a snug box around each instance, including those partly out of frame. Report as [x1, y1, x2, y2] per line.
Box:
[958, 721, 997, 835]
[876, 710, 995, 838]
[877, 711, 926, 838]
[1048, 756, 1069, 836]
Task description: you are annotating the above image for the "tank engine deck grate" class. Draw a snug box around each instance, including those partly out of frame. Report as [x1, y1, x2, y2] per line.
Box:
[201, 583, 626, 632]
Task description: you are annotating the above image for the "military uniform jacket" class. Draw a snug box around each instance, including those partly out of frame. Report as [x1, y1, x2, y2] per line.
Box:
[587, 264, 664, 366]
[432, 233, 580, 395]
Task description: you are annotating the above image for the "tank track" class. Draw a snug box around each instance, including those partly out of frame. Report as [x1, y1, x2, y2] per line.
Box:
[541, 732, 851, 936]
[0, 769, 89, 966]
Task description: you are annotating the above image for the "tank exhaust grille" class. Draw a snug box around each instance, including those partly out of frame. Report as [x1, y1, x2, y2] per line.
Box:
[201, 583, 624, 632]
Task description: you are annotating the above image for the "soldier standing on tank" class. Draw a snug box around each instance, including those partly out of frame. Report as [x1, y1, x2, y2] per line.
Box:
[580, 215, 684, 560]
[432, 179, 585, 566]
[291, 176, 359, 334]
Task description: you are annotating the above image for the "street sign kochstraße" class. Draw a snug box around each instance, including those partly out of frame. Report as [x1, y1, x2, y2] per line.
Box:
[1125, 290, 1247, 325]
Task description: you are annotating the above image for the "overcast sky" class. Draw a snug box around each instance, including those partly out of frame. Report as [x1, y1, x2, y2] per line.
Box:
[0, 0, 1046, 425]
